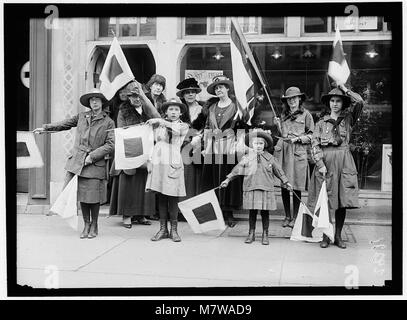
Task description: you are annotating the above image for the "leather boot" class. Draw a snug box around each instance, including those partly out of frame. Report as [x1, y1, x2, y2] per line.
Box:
[80, 213, 91, 239]
[245, 229, 255, 244]
[151, 219, 169, 241]
[334, 208, 347, 249]
[262, 229, 269, 245]
[169, 220, 181, 242]
[320, 233, 330, 248]
[88, 221, 98, 239]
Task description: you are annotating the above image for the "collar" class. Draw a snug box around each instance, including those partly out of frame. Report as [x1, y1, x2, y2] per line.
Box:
[247, 150, 272, 161]
[323, 110, 346, 122]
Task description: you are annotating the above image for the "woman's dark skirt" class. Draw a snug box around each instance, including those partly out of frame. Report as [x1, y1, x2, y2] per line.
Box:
[109, 169, 156, 216]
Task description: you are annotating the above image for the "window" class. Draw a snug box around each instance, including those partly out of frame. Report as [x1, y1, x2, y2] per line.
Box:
[98, 17, 156, 38]
[332, 16, 383, 32]
[304, 17, 328, 33]
[261, 17, 285, 34]
[185, 17, 207, 35]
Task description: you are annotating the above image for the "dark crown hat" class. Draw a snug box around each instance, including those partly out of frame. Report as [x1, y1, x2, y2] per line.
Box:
[321, 87, 351, 108]
[281, 87, 306, 102]
[206, 75, 234, 95]
[146, 74, 166, 90]
[80, 88, 108, 108]
[176, 78, 202, 97]
[161, 97, 187, 114]
[244, 129, 274, 148]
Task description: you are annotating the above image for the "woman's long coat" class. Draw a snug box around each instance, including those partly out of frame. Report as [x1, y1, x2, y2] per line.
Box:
[307, 90, 364, 219]
[43, 110, 115, 180]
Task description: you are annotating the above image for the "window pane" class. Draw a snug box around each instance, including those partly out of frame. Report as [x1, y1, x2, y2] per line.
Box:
[210, 17, 228, 34]
[262, 17, 284, 34]
[333, 16, 382, 32]
[140, 17, 156, 36]
[99, 18, 116, 37]
[119, 17, 138, 37]
[304, 17, 327, 33]
[185, 17, 207, 35]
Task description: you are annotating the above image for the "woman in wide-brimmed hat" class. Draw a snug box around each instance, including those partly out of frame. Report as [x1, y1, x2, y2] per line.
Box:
[109, 80, 161, 228]
[176, 78, 208, 217]
[307, 84, 364, 249]
[34, 88, 115, 239]
[201, 75, 248, 228]
[221, 130, 291, 244]
[274, 86, 315, 228]
[145, 97, 189, 242]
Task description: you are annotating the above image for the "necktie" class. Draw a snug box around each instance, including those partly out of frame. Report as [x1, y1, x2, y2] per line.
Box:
[326, 117, 345, 145]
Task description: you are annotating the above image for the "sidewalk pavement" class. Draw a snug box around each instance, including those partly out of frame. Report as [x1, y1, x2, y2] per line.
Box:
[16, 214, 391, 289]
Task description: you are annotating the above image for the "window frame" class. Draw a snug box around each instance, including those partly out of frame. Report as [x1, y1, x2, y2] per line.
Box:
[96, 17, 156, 40]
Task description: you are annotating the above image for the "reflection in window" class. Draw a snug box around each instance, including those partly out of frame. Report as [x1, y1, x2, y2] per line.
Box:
[262, 17, 284, 34]
[185, 17, 207, 35]
[140, 17, 156, 36]
[99, 17, 117, 37]
[304, 17, 328, 33]
[119, 17, 137, 37]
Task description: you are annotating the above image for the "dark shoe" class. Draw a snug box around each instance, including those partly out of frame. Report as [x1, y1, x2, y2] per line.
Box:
[320, 234, 330, 248]
[262, 230, 269, 245]
[245, 229, 255, 244]
[282, 217, 291, 228]
[170, 220, 181, 242]
[151, 219, 169, 241]
[123, 223, 132, 229]
[88, 221, 98, 239]
[288, 218, 296, 228]
[334, 236, 347, 249]
[147, 215, 160, 221]
[227, 218, 237, 228]
[134, 217, 152, 225]
[80, 222, 91, 239]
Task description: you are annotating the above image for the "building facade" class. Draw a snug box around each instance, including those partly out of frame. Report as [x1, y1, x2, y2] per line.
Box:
[20, 16, 392, 208]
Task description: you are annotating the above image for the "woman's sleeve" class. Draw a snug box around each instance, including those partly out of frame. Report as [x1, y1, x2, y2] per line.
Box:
[271, 158, 289, 185]
[298, 111, 314, 144]
[226, 156, 248, 180]
[142, 97, 161, 119]
[116, 109, 126, 128]
[311, 121, 325, 169]
[347, 90, 365, 127]
[43, 114, 79, 131]
[89, 119, 116, 162]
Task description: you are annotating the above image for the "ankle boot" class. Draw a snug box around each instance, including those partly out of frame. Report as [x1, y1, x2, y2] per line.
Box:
[80, 211, 91, 239]
[245, 229, 255, 244]
[320, 233, 330, 248]
[169, 220, 181, 242]
[88, 221, 98, 239]
[334, 232, 347, 249]
[151, 219, 169, 241]
[262, 229, 269, 245]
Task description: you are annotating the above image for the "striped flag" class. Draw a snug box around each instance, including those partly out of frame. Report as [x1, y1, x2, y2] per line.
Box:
[99, 37, 134, 100]
[230, 18, 262, 125]
[17, 131, 44, 169]
[312, 181, 335, 242]
[290, 202, 323, 242]
[178, 189, 226, 233]
[328, 28, 350, 85]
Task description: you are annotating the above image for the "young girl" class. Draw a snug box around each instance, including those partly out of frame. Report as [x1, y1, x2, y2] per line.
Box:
[221, 130, 292, 245]
[145, 97, 189, 242]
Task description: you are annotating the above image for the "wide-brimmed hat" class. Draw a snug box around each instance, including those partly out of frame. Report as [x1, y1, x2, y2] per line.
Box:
[176, 78, 202, 97]
[161, 97, 187, 114]
[321, 87, 351, 108]
[245, 130, 274, 148]
[206, 75, 234, 95]
[80, 89, 108, 108]
[281, 87, 306, 102]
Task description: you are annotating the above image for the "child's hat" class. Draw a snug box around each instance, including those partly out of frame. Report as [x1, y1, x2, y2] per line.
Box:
[245, 129, 274, 148]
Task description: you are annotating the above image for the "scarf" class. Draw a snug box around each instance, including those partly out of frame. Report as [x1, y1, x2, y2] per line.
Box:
[326, 116, 345, 145]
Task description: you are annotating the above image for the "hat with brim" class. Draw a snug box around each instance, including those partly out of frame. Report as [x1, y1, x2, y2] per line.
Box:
[206, 76, 234, 95]
[321, 87, 351, 108]
[281, 87, 306, 103]
[176, 78, 202, 97]
[80, 89, 108, 108]
[245, 130, 274, 148]
[161, 97, 188, 114]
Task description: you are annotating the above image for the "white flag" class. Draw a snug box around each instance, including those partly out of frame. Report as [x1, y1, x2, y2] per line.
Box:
[178, 189, 226, 233]
[99, 37, 134, 100]
[17, 131, 44, 169]
[114, 124, 154, 170]
[290, 202, 323, 243]
[312, 181, 334, 242]
[328, 28, 350, 85]
[49, 175, 78, 230]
